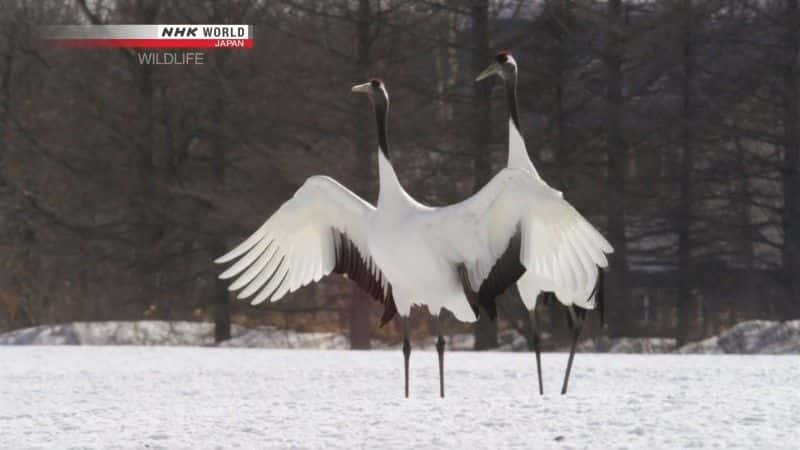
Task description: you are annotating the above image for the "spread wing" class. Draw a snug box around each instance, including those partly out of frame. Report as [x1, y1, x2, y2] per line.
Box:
[215, 175, 397, 325]
[432, 168, 613, 316]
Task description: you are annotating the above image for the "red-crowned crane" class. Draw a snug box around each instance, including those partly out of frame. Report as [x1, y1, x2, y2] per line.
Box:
[477, 51, 613, 395]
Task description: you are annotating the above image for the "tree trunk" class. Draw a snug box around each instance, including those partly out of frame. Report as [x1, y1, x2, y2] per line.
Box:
[348, 299, 372, 350]
[0, 29, 12, 189]
[735, 138, 755, 330]
[210, 241, 231, 343]
[676, 0, 695, 347]
[604, 0, 629, 337]
[211, 97, 231, 344]
[547, 0, 569, 341]
[349, 0, 375, 350]
[551, 0, 568, 182]
[781, 0, 800, 307]
[471, 0, 498, 350]
[138, 65, 156, 240]
[135, 1, 160, 250]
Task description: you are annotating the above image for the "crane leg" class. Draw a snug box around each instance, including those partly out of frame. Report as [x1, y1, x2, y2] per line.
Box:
[435, 316, 445, 398]
[561, 305, 584, 395]
[531, 308, 543, 395]
[403, 317, 411, 398]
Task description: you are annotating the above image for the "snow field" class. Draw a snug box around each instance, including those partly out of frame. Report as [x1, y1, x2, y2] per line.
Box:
[1, 347, 798, 449]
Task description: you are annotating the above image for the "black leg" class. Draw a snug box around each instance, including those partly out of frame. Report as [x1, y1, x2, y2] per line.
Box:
[561, 305, 583, 395]
[402, 318, 411, 398]
[435, 316, 445, 398]
[532, 308, 543, 395]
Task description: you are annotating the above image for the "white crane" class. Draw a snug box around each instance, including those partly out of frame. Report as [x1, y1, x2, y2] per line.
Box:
[216, 79, 610, 398]
[476, 51, 613, 395]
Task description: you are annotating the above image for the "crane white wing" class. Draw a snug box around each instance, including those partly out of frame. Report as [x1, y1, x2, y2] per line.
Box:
[215, 176, 396, 321]
[432, 168, 613, 311]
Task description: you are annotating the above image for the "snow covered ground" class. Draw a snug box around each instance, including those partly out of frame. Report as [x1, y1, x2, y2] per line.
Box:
[1, 347, 797, 449]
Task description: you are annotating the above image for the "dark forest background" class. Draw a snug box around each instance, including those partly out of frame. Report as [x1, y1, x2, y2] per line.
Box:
[0, 0, 798, 350]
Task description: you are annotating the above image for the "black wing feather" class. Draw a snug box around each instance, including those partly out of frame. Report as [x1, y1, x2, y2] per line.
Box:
[332, 230, 397, 326]
[595, 269, 605, 325]
[460, 230, 526, 321]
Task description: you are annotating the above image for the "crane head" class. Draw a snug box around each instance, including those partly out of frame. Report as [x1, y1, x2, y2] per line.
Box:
[475, 51, 517, 82]
[351, 78, 389, 106]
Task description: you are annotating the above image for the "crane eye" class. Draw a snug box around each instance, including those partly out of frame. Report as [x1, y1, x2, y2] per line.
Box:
[495, 52, 510, 64]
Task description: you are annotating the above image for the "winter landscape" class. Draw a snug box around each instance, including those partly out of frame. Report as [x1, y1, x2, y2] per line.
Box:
[4, 1, 800, 448]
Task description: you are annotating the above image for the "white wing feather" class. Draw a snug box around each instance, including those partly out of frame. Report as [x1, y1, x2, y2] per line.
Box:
[216, 176, 377, 305]
[432, 168, 613, 309]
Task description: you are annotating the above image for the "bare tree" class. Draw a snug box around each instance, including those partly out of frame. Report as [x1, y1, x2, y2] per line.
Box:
[604, 0, 630, 337]
[675, 0, 696, 346]
[471, 0, 498, 350]
[779, 0, 800, 306]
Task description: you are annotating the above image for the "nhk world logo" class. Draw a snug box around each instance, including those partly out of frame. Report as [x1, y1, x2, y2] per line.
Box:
[159, 25, 247, 40]
[42, 24, 253, 50]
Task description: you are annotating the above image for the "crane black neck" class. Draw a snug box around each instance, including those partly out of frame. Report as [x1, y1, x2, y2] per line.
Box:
[505, 75, 521, 131]
[374, 101, 389, 158]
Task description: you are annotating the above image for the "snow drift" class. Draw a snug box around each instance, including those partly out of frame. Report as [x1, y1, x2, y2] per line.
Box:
[574, 319, 800, 354]
[679, 320, 800, 354]
[0, 321, 347, 349]
[1, 319, 798, 353]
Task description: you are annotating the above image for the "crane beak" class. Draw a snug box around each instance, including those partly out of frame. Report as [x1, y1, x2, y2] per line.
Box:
[351, 82, 371, 94]
[475, 62, 502, 82]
